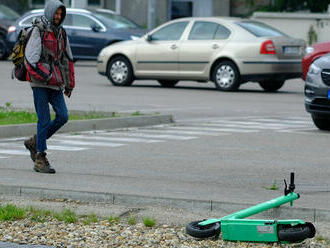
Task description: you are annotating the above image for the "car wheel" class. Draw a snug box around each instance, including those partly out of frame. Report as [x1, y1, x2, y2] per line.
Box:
[0, 36, 8, 60]
[259, 79, 285, 92]
[158, 80, 178, 87]
[186, 220, 221, 239]
[212, 61, 240, 91]
[278, 223, 315, 242]
[312, 114, 330, 131]
[107, 56, 134, 86]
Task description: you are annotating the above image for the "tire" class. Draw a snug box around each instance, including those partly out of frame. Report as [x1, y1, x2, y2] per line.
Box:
[312, 114, 330, 131]
[259, 79, 285, 92]
[107, 56, 134, 86]
[0, 36, 8, 60]
[186, 220, 221, 239]
[158, 80, 178, 88]
[212, 61, 241, 91]
[278, 223, 315, 242]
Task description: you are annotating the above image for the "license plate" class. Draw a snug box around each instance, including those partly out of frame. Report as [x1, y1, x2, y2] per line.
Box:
[328, 90, 330, 99]
[283, 46, 299, 55]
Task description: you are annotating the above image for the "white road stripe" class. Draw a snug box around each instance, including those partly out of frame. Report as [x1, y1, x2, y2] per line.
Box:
[47, 145, 88, 151]
[0, 156, 8, 159]
[0, 149, 29, 155]
[102, 132, 197, 140]
[56, 140, 125, 147]
[197, 122, 307, 130]
[170, 126, 258, 133]
[59, 135, 163, 143]
[136, 129, 224, 136]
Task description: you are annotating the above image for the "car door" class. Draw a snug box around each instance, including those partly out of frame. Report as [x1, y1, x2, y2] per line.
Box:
[65, 13, 107, 59]
[135, 21, 189, 77]
[179, 21, 231, 78]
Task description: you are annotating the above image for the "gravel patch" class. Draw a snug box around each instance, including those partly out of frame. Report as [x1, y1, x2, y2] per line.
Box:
[0, 218, 329, 248]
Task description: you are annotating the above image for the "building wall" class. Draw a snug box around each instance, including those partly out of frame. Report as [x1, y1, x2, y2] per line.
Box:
[252, 12, 330, 44]
[213, 0, 230, 16]
[231, 0, 269, 17]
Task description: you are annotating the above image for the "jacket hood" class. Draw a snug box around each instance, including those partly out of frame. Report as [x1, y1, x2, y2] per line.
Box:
[44, 0, 66, 26]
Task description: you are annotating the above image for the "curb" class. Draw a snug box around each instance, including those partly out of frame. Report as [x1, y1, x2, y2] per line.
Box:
[0, 114, 173, 138]
[1, 184, 329, 223]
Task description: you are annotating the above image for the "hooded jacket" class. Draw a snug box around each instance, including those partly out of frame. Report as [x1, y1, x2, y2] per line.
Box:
[25, 0, 75, 91]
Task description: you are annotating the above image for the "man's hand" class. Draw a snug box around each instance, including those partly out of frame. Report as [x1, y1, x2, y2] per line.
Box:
[64, 88, 72, 98]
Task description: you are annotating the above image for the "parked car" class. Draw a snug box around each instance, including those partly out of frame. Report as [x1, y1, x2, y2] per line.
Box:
[0, 4, 19, 59]
[97, 17, 305, 91]
[305, 53, 330, 130]
[6, 8, 146, 60]
[302, 41, 330, 80]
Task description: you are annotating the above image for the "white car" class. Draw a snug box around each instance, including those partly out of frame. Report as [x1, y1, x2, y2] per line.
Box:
[97, 17, 305, 92]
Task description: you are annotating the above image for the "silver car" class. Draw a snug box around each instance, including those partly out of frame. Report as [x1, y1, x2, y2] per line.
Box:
[97, 17, 305, 92]
[305, 53, 330, 130]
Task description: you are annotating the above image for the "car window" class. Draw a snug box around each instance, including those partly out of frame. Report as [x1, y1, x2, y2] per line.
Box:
[214, 24, 231, 40]
[94, 12, 140, 29]
[0, 5, 20, 21]
[63, 14, 72, 26]
[21, 14, 42, 26]
[188, 21, 219, 40]
[152, 21, 189, 41]
[72, 14, 97, 28]
[237, 21, 287, 37]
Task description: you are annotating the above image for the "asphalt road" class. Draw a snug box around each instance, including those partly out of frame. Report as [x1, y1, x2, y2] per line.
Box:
[0, 61, 329, 212]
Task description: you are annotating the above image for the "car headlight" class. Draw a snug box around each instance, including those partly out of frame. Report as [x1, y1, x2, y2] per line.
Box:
[308, 63, 321, 75]
[131, 35, 140, 40]
[305, 46, 314, 54]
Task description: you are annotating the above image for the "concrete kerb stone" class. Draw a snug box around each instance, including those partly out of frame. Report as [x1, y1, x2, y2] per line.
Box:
[0, 184, 329, 223]
[0, 114, 174, 138]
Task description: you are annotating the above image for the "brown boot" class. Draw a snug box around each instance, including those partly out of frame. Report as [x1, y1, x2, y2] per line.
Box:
[24, 135, 37, 162]
[34, 152, 56, 174]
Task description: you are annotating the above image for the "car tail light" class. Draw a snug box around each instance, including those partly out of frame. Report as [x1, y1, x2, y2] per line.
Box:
[260, 40, 276, 54]
[8, 26, 16, 33]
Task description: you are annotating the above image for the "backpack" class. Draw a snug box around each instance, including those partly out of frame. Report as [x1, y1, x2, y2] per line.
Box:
[9, 21, 45, 81]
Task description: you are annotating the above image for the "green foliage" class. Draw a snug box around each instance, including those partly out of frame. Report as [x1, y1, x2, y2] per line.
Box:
[0, 204, 26, 221]
[251, 0, 330, 12]
[264, 180, 279, 191]
[27, 206, 52, 223]
[127, 215, 137, 225]
[143, 217, 156, 227]
[83, 213, 99, 225]
[54, 209, 78, 223]
[108, 216, 119, 224]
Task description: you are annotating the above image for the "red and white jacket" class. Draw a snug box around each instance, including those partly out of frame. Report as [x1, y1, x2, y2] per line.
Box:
[25, 17, 75, 91]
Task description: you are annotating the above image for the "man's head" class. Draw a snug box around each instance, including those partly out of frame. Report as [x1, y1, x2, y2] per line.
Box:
[44, 0, 66, 26]
[54, 7, 62, 26]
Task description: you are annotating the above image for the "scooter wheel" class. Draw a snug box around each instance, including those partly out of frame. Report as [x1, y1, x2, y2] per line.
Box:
[186, 220, 221, 239]
[278, 222, 315, 242]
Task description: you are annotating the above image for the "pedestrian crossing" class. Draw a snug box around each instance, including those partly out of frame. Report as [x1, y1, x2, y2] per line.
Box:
[0, 116, 315, 159]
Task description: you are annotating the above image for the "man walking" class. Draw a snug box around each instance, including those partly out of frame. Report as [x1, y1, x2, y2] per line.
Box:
[24, 0, 75, 174]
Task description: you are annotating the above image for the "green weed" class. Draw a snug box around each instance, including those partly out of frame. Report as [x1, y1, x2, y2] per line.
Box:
[143, 217, 156, 227]
[0, 204, 26, 221]
[54, 209, 78, 223]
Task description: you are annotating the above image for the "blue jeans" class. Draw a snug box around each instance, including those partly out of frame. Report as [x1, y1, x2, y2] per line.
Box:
[32, 87, 68, 152]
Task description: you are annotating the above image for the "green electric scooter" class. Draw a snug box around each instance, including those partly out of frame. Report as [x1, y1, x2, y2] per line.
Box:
[186, 173, 315, 243]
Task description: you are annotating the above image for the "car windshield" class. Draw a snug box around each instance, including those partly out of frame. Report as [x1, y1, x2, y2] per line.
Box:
[237, 21, 287, 37]
[0, 4, 20, 21]
[94, 12, 140, 29]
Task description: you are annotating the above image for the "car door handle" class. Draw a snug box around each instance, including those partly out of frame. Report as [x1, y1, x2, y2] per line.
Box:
[212, 44, 220, 49]
[171, 44, 178, 50]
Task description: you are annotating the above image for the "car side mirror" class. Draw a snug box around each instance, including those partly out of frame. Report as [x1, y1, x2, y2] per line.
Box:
[146, 34, 153, 42]
[91, 24, 101, 32]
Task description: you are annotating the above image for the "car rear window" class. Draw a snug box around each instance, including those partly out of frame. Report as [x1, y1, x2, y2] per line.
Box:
[237, 21, 287, 37]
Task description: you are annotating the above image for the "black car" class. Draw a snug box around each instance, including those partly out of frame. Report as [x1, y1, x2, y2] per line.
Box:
[0, 4, 19, 59]
[6, 8, 146, 60]
[305, 53, 330, 130]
